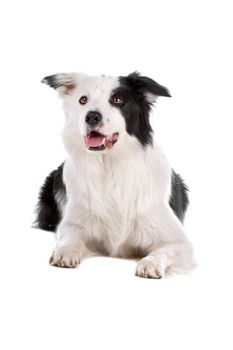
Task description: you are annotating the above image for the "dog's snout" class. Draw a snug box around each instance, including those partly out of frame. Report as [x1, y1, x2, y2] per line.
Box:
[85, 111, 102, 126]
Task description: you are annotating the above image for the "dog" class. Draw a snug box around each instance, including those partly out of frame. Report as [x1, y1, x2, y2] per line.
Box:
[35, 71, 196, 278]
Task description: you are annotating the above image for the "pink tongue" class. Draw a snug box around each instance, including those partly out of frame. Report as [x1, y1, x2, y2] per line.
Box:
[86, 134, 105, 147]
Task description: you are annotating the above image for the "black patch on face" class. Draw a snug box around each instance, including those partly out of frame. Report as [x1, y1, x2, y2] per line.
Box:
[110, 72, 171, 147]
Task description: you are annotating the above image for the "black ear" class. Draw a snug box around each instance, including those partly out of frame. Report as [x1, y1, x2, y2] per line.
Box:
[126, 72, 171, 100]
[41, 73, 77, 94]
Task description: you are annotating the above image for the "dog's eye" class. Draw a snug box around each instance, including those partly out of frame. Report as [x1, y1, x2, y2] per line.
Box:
[79, 96, 88, 105]
[112, 96, 124, 106]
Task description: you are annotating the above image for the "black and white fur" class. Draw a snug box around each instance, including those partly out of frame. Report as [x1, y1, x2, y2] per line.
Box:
[35, 72, 195, 278]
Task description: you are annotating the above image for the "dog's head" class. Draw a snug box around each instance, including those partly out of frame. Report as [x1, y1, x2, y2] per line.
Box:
[42, 72, 170, 154]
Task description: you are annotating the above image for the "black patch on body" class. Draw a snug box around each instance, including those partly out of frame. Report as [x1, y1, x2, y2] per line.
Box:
[110, 72, 170, 147]
[35, 165, 189, 232]
[34, 163, 66, 231]
[169, 170, 189, 222]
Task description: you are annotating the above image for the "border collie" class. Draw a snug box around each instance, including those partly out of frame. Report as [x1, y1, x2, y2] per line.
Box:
[35, 72, 196, 278]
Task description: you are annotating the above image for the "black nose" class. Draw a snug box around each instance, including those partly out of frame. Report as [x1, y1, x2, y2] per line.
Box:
[85, 111, 102, 126]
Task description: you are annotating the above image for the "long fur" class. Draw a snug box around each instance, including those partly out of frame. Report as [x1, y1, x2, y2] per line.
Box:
[35, 72, 196, 278]
[36, 165, 188, 232]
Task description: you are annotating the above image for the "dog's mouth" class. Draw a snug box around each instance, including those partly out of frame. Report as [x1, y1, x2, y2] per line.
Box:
[84, 131, 119, 151]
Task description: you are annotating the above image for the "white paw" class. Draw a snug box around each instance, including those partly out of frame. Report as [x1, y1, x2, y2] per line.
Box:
[49, 247, 80, 268]
[136, 256, 166, 279]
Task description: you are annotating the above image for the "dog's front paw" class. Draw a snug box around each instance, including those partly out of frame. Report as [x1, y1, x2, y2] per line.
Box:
[135, 256, 165, 279]
[49, 247, 80, 268]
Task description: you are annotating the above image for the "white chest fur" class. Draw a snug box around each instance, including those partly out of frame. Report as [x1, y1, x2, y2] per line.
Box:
[62, 138, 171, 253]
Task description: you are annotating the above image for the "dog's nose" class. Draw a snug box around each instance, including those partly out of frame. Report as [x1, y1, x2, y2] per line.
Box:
[85, 111, 102, 126]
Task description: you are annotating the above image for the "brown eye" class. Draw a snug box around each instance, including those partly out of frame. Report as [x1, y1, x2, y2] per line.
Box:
[79, 96, 88, 105]
[112, 96, 124, 105]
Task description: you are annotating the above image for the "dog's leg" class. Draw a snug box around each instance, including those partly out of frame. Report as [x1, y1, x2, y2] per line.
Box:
[136, 206, 196, 278]
[50, 220, 86, 268]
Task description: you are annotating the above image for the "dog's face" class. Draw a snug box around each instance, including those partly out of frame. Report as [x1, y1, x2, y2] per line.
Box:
[42, 72, 170, 153]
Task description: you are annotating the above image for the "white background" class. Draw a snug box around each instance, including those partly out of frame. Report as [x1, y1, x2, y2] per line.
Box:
[0, 0, 232, 349]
